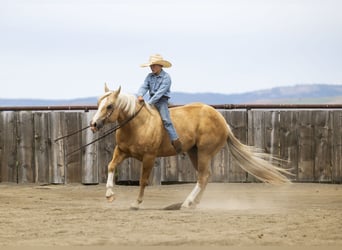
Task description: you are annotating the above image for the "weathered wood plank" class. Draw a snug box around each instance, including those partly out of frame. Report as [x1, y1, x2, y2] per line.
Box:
[0, 112, 4, 182]
[33, 112, 50, 184]
[128, 159, 141, 182]
[117, 158, 140, 184]
[48, 112, 66, 184]
[279, 111, 299, 180]
[248, 110, 265, 149]
[332, 110, 342, 183]
[312, 111, 332, 182]
[150, 158, 161, 185]
[64, 112, 82, 183]
[161, 156, 179, 183]
[210, 146, 227, 182]
[265, 111, 281, 157]
[297, 111, 315, 182]
[17, 111, 35, 183]
[0, 112, 18, 182]
[117, 158, 131, 183]
[82, 111, 100, 184]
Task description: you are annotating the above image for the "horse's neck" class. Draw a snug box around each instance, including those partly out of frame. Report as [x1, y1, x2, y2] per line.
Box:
[118, 103, 157, 127]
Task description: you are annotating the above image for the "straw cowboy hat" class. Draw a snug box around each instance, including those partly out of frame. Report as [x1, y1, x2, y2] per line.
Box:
[140, 54, 172, 68]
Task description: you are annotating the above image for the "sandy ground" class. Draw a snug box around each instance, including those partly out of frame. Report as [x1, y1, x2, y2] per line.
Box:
[0, 183, 341, 247]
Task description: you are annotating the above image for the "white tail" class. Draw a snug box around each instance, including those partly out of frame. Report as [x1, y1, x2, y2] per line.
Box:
[227, 131, 292, 184]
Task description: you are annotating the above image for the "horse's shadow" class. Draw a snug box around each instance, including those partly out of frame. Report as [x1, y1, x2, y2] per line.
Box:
[162, 202, 183, 210]
[131, 202, 183, 211]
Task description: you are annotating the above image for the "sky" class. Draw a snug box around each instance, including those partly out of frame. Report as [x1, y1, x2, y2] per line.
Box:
[1, 0, 341, 99]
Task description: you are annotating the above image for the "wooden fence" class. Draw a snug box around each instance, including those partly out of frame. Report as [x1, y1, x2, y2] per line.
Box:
[0, 108, 341, 184]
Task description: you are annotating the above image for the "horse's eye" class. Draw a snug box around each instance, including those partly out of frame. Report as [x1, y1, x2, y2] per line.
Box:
[107, 104, 114, 110]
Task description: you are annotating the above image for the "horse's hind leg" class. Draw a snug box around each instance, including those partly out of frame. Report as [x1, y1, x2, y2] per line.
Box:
[130, 154, 155, 210]
[181, 152, 211, 209]
[187, 146, 198, 171]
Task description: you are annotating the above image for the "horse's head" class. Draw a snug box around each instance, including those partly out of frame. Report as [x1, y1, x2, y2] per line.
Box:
[90, 84, 121, 132]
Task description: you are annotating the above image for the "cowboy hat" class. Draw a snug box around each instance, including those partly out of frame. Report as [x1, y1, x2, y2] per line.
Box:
[140, 54, 172, 68]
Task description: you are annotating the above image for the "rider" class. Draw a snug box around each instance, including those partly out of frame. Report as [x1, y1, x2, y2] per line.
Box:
[137, 54, 182, 154]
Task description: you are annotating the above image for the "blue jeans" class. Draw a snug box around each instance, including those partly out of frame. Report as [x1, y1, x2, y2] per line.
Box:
[154, 97, 179, 141]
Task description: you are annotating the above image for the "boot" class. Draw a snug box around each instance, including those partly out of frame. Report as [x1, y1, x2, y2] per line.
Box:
[172, 138, 183, 154]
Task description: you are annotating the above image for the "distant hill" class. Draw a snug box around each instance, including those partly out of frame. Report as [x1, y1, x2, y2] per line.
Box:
[171, 84, 342, 104]
[1, 84, 342, 106]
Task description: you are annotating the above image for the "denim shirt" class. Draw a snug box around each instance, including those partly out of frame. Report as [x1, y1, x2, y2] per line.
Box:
[137, 69, 171, 105]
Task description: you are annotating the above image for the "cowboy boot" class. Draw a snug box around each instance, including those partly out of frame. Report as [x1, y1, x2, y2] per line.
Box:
[172, 139, 183, 154]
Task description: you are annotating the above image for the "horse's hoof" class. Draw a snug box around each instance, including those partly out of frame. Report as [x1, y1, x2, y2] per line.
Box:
[130, 201, 141, 210]
[106, 195, 115, 203]
[181, 201, 197, 210]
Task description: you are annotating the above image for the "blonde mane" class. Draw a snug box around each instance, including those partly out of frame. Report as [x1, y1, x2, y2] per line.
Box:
[115, 93, 137, 116]
[116, 92, 153, 116]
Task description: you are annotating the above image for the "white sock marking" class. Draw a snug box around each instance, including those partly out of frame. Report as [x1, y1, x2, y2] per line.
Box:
[106, 172, 114, 188]
[183, 182, 201, 207]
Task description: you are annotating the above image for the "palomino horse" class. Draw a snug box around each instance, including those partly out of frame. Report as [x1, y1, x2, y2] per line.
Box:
[90, 84, 291, 209]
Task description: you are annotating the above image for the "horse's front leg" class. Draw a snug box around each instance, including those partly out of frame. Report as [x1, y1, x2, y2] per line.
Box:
[106, 146, 127, 202]
[130, 154, 155, 210]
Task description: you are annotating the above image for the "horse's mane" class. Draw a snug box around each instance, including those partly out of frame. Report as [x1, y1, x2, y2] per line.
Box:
[99, 90, 154, 116]
[107, 92, 135, 116]
[116, 92, 153, 116]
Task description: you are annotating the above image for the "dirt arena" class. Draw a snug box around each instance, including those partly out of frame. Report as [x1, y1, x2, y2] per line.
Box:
[0, 183, 341, 247]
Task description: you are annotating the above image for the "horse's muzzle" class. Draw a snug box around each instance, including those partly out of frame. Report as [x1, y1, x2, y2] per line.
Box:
[90, 120, 104, 133]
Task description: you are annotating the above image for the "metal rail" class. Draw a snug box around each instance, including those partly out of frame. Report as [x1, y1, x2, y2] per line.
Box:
[1, 103, 342, 111]
[0, 105, 96, 111]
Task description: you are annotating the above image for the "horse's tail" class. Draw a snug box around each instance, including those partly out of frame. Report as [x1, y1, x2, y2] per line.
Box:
[226, 129, 292, 184]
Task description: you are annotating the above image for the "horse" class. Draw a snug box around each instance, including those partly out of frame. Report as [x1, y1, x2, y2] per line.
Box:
[90, 84, 291, 210]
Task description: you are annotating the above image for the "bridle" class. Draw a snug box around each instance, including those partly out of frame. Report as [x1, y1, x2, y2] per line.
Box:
[54, 102, 145, 156]
[104, 104, 115, 120]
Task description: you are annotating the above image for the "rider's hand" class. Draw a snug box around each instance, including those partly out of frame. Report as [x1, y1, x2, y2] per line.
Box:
[137, 96, 144, 102]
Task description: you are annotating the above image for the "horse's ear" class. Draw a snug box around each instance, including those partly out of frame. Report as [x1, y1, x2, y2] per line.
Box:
[104, 83, 110, 92]
[115, 86, 121, 96]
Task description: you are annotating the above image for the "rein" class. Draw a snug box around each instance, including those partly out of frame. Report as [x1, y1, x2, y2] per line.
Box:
[54, 102, 145, 156]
